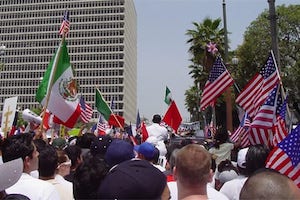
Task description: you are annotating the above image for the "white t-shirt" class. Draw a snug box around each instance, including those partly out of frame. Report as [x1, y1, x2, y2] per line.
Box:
[220, 176, 248, 200]
[146, 123, 168, 141]
[168, 181, 229, 200]
[209, 143, 234, 166]
[6, 173, 60, 200]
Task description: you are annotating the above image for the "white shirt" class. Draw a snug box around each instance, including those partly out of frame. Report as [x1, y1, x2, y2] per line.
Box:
[220, 176, 248, 200]
[48, 178, 74, 200]
[209, 143, 234, 166]
[6, 173, 60, 200]
[146, 123, 168, 142]
[168, 181, 229, 200]
[55, 174, 74, 199]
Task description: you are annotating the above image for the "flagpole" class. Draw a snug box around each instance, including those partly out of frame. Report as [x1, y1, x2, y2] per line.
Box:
[39, 36, 66, 132]
[270, 50, 291, 119]
[97, 88, 124, 131]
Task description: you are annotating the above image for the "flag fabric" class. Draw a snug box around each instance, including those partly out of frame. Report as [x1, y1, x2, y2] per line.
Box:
[125, 123, 138, 145]
[162, 100, 182, 133]
[95, 89, 112, 121]
[59, 11, 70, 36]
[9, 111, 19, 137]
[140, 121, 149, 142]
[79, 96, 93, 123]
[97, 114, 109, 136]
[273, 96, 289, 147]
[249, 128, 273, 148]
[236, 53, 280, 118]
[200, 56, 234, 111]
[136, 109, 141, 130]
[36, 40, 81, 128]
[108, 114, 125, 128]
[230, 113, 251, 148]
[251, 85, 280, 129]
[164, 86, 172, 105]
[266, 124, 300, 188]
[110, 96, 115, 112]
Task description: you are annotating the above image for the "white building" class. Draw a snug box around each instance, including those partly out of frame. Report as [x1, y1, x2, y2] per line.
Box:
[0, 0, 137, 123]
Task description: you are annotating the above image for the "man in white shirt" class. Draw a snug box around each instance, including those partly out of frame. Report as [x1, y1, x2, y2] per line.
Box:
[146, 114, 168, 142]
[1, 133, 60, 200]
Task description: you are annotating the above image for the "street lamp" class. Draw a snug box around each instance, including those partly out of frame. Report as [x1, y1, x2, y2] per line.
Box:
[232, 56, 239, 66]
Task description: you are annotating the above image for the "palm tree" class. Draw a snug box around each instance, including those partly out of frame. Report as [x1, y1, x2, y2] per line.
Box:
[185, 17, 225, 124]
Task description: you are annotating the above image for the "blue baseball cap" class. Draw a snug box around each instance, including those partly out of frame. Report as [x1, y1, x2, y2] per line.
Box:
[134, 142, 155, 160]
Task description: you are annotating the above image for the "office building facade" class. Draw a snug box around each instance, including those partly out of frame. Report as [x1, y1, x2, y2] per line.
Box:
[0, 0, 137, 124]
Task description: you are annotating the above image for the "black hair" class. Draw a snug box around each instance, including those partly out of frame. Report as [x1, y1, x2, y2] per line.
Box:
[73, 154, 108, 199]
[152, 114, 161, 123]
[213, 127, 229, 149]
[38, 145, 58, 177]
[64, 145, 82, 169]
[1, 133, 34, 162]
[245, 144, 270, 176]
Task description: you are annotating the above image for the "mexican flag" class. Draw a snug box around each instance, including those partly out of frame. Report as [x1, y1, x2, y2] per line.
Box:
[95, 89, 125, 128]
[36, 40, 81, 128]
[163, 100, 182, 133]
[164, 86, 172, 105]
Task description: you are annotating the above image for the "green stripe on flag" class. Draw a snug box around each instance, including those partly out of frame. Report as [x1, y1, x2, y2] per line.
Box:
[95, 89, 112, 121]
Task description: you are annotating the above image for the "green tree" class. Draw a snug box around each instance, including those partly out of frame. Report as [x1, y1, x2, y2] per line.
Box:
[236, 4, 300, 118]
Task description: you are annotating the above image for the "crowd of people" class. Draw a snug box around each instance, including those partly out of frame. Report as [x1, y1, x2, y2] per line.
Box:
[0, 114, 299, 200]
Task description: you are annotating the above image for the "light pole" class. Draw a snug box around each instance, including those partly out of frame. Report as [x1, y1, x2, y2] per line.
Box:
[222, 0, 233, 132]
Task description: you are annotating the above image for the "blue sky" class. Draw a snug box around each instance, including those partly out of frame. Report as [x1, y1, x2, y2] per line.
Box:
[134, 0, 298, 121]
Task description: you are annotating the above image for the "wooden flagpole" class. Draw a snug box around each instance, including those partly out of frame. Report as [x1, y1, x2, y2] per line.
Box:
[39, 36, 65, 132]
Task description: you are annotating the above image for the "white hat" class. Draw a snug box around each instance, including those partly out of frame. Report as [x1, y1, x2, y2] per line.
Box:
[0, 158, 23, 191]
[218, 170, 239, 183]
[237, 147, 249, 169]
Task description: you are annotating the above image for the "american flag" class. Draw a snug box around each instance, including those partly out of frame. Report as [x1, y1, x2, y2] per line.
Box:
[79, 96, 93, 123]
[266, 124, 300, 188]
[59, 11, 70, 35]
[136, 109, 141, 131]
[200, 56, 234, 111]
[97, 114, 109, 135]
[249, 128, 273, 148]
[230, 112, 251, 148]
[251, 84, 280, 129]
[236, 53, 280, 118]
[273, 96, 288, 146]
[125, 123, 138, 145]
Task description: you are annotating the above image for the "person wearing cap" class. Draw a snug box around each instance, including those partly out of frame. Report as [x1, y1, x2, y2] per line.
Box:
[1, 133, 60, 200]
[104, 139, 135, 169]
[220, 145, 270, 200]
[0, 158, 30, 199]
[97, 159, 170, 199]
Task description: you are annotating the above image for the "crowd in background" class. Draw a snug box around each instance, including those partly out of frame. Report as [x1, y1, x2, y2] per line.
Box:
[0, 114, 299, 200]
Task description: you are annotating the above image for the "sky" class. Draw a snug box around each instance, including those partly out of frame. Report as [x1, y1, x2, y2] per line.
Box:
[134, 0, 298, 122]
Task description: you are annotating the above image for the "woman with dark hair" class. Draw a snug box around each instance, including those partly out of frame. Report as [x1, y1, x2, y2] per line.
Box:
[208, 127, 241, 166]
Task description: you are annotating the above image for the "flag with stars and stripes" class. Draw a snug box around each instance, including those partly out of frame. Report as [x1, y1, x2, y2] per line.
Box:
[236, 53, 280, 118]
[266, 124, 300, 188]
[79, 96, 93, 123]
[273, 95, 289, 146]
[59, 11, 70, 36]
[230, 112, 251, 148]
[200, 56, 234, 111]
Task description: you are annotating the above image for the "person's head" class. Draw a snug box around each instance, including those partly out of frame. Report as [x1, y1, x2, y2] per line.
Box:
[38, 145, 58, 179]
[97, 159, 167, 199]
[152, 114, 162, 123]
[240, 169, 300, 199]
[64, 145, 82, 171]
[56, 149, 71, 177]
[237, 147, 249, 175]
[134, 142, 155, 161]
[104, 139, 134, 168]
[245, 144, 270, 176]
[174, 144, 212, 187]
[1, 133, 39, 173]
[213, 127, 229, 149]
[90, 135, 113, 158]
[73, 155, 108, 199]
[215, 159, 239, 190]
